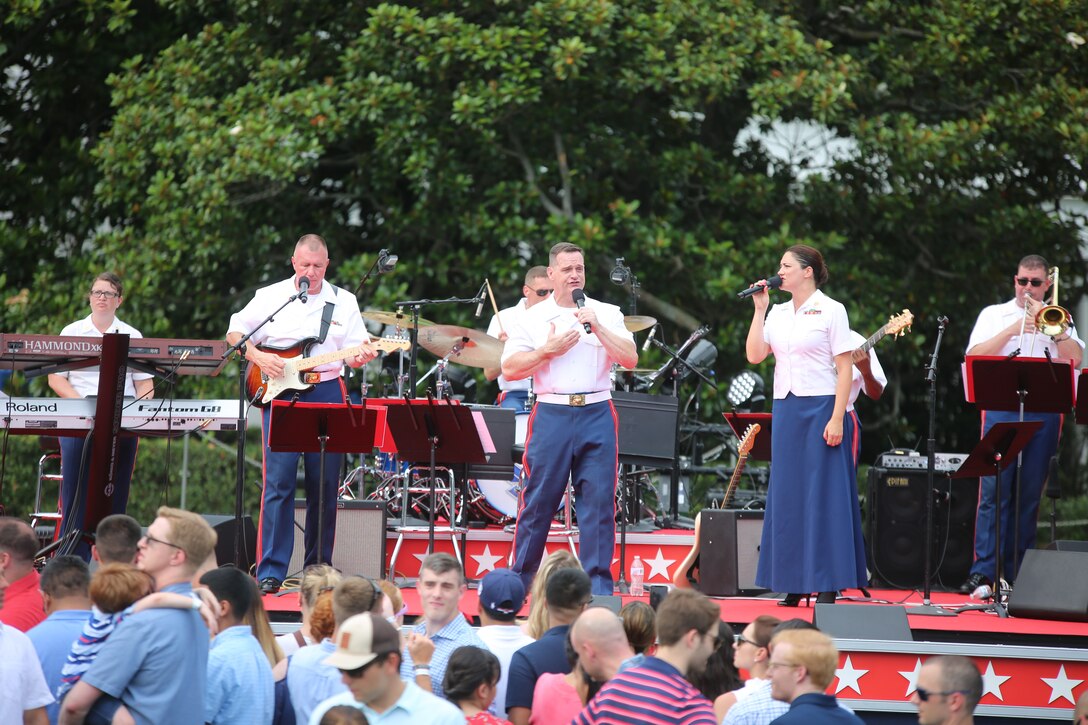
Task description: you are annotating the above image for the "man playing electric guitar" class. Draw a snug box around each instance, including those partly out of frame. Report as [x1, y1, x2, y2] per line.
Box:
[227, 233, 377, 594]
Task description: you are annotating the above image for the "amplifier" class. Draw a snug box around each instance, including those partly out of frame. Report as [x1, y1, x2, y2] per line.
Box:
[876, 451, 966, 473]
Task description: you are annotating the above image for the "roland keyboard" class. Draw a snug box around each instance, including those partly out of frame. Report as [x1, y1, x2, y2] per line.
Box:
[1, 397, 244, 437]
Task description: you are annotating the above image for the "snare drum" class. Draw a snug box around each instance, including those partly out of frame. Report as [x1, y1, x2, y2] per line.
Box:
[471, 463, 523, 523]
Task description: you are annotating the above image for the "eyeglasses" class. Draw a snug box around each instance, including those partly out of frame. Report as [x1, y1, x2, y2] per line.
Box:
[1015, 277, 1046, 287]
[339, 655, 385, 678]
[915, 687, 965, 702]
[734, 633, 760, 647]
[141, 533, 183, 551]
[90, 290, 120, 299]
[767, 661, 801, 670]
[530, 288, 553, 298]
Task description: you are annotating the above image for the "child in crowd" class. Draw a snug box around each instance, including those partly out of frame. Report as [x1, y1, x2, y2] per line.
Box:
[56, 563, 215, 700]
[443, 646, 511, 724]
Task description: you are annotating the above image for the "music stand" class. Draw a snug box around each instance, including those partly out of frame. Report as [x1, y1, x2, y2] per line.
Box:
[1076, 370, 1088, 425]
[382, 398, 487, 566]
[269, 400, 379, 568]
[724, 412, 772, 462]
[966, 355, 1075, 578]
[951, 420, 1041, 617]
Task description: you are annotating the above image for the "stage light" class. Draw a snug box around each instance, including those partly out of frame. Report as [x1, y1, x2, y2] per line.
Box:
[727, 371, 765, 412]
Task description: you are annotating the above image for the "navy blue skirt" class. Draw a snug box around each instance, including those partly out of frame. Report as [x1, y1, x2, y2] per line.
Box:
[755, 393, 868, 593]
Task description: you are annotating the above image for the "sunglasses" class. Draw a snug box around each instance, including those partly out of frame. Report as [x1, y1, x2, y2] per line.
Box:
[1015, 277, 1046, 287]
[530, 288, 553, 298]
[915, 687, 964, 702]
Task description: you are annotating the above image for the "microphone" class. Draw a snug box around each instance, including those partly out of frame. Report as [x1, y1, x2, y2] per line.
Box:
[571, 289, 592, 333]
[736, 275, 782, 299]
[642, 324, 658, 352]
[475, 282, 486, 318]
[298, 276, 310, 303]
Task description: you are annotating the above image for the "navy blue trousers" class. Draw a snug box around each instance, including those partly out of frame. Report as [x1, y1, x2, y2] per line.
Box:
[511, 401, 619, 595]
[59, 435, 139, 561]
[256, 379, 345, 581]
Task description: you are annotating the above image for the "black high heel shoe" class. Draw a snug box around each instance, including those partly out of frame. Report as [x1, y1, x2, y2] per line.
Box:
[816, 591, 837, 604]
[778, 593, 811, 607]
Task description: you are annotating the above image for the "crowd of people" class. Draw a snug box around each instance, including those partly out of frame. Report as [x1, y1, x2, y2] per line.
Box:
[3, 520, 1010, 725]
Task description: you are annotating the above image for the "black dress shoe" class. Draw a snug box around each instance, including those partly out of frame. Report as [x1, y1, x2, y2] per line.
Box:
[259, 577, 282, 595]
[816, 591, 837, 604]
[778, 593, 810, 607]
[959, 572, 992, 595]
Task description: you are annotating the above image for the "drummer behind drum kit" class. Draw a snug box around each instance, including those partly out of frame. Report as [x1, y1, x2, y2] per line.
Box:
[348, 307, 665, 527]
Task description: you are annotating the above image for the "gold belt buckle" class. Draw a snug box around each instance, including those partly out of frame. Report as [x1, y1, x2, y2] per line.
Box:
[303, 372, 321, 384]
[570, 394, 586, 407]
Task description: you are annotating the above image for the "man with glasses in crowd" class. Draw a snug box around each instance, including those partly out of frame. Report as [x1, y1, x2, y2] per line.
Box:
[573, 589, 720, 725]
[309, 612, 463, 724]
[60, 507, 216, 725]
[48, 273, 155, 561]
[911, 655, 982, 725]
[484, 265, 552, 411]
[765, 628, 863, 724]
[961, 254, 1083, 594]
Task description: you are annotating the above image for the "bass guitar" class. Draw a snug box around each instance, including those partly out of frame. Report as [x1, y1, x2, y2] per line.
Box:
[671, 423, 761, 589]
[861, 309, 914, 352]
[245, 336, 410, 406]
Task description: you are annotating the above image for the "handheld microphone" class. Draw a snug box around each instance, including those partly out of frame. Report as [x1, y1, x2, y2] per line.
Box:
[571, 289, 592, 333]
[736, 274, 782, 299]
[642, 324, 658, 352]
[298, 276, 310, 303]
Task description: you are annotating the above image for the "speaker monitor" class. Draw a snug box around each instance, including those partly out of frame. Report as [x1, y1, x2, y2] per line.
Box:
[288, 500, 386, 579]
[1046, 539, 1088, 552]
[866, 468, 975, 589]
[201, 514, 257, 574]
[698, 509, 766, 597]
[1008, 549, 1088, 622]
[814, 603, 913, 641]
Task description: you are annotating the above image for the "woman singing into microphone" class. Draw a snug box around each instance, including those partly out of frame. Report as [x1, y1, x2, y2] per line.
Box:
[744, 245, 867, 606]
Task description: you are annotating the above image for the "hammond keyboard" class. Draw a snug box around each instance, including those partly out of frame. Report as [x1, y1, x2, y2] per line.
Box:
[0, 333, 230, 377]
[1, 397, 244, 437]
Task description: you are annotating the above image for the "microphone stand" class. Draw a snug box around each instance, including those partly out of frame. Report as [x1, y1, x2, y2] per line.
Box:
[222, 288, 307, 572]
[907, 315, 956, 616]
[393, 293, 486, 399]
[353, 249, 398, 298]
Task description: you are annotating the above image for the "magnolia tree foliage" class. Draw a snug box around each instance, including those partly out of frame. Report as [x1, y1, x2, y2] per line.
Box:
[3, 0, 1087, 466]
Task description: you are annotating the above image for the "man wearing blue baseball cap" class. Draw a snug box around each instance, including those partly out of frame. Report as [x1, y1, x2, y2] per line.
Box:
[477, 568, 533, 719]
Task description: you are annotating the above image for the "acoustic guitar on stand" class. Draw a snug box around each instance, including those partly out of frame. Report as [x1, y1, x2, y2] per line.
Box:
[672, 423, 761, 589]
[245, 337, 410, 406]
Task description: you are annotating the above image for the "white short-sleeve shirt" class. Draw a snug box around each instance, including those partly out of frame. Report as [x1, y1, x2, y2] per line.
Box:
[55, 315, 154, 398]
[501, 294, 632, 395]
[487, 299, 531, 392]
[967, 298, 1084, 358]
[847, 330, 888, 411]
[763, 290, 853, 398]
[227, 278, 367, 374]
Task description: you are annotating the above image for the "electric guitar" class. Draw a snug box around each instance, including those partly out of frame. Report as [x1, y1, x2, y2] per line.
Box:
[245, 336, 410, 406]
[671, 423, 761, 588]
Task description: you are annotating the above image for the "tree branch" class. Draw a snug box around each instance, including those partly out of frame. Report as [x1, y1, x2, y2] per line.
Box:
[554, 131, 573, 218]
[504, 131, 564, 217]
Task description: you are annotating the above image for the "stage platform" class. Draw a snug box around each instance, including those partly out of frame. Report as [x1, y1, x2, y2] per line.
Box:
[263, 523, 1088, 722]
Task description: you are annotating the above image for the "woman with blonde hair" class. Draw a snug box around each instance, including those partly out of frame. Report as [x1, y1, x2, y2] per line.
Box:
[275, 564, 342, 656]
[522, 549, 580, 639]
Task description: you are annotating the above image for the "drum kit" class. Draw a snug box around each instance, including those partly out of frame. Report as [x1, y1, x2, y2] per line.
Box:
[351, 307, 660, 526]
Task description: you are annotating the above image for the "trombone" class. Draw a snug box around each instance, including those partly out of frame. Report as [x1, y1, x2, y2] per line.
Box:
[1029, 266, 1072, 356]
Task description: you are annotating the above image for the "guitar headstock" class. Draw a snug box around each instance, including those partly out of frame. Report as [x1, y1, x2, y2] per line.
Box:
[886, 309, 914, 338]
[738, 423, 761, 456]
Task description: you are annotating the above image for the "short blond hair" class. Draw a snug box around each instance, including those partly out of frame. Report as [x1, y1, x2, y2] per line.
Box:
[770, 628, 839, 690]
[156, 507, 216, 574]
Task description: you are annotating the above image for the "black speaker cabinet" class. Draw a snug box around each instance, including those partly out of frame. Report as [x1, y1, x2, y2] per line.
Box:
[1046, 539, 1088, 552]
[698, 509, 767, 597]
[866, 468, 976, 589]
[814, 603, 913, 641]
[288, 500, 386, 578]
[1008, 549, 1088, 622]
[201, 514, 257, 574]
[613, 391, 680, 467]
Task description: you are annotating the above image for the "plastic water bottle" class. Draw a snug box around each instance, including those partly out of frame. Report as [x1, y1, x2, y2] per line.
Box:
[970, 584, 993, 601]
[630, 555, 645, 596]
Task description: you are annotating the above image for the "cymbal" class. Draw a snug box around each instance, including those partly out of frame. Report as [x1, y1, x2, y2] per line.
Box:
[362, 310, 434, 328]
[624, 315, 657, 332]
[417, 325, 504, 368]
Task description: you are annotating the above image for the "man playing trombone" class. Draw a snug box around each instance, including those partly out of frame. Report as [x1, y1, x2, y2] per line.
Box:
[961, 254, 1083, 594]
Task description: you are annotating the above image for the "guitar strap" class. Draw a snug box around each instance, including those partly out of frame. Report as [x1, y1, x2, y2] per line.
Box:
[317, 296, 335, 344]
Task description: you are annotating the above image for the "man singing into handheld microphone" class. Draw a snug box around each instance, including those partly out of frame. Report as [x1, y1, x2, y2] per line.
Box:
[501, 243, 637, 595]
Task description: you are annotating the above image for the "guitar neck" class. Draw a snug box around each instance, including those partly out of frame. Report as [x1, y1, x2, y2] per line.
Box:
[295, 340, 401, 370]
[722, 454, 749, 509]
[859, 324, 888, 354]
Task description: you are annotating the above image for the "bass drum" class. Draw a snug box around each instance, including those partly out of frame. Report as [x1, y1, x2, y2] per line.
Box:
[470, 464, 522, 524]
